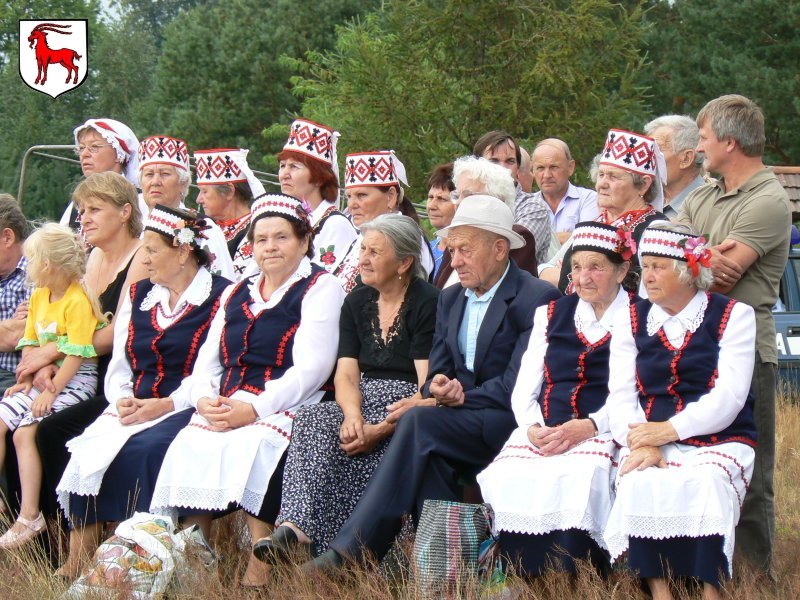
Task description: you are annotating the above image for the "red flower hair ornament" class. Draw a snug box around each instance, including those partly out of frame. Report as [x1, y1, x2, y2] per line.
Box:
[615, 227, 637, 261]
[679, 235, 712, 277]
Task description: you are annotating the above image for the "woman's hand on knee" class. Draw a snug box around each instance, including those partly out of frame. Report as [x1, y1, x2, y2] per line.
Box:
[627, 421, 678, 450]
[620, 446, 666, 476]
[385, 396, 435, 424]
[4, 380, 32, 397]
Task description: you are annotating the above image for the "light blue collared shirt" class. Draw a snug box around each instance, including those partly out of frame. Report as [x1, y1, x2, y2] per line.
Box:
[536, 183, 599, 232]
[457, 264, 510, 372]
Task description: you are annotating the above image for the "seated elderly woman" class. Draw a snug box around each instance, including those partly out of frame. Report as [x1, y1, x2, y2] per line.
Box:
[477, 221, 636, 577]
[604, 221, 757, 599]
[251, 213, 438, 562]
[137, 135, 235, 280]
[194, 147, 266, 278]
[336, 150, 433, 291]
[53, 206, 230, 577]
[149, 193, 345, 587]
[539, 129, 666, 293]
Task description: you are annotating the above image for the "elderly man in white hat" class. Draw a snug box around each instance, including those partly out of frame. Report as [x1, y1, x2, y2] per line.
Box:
[305, 194, 561, 571]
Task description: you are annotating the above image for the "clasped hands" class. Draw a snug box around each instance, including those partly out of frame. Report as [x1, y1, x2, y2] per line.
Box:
[619, 421, 679, 476]
[195, 395, 257, 432]
[116, 396, 174, 425]
[527, 419, 596, 456]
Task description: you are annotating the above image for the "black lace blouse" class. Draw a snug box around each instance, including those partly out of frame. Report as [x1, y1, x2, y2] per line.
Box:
[338, 277, 439, 383]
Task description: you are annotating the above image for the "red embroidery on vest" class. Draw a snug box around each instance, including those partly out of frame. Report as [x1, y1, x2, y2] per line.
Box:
[573, 329, 611, 418]
[657, 328, 693, 414]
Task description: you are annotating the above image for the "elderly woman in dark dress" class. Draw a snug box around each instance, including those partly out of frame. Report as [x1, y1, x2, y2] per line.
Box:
[252, 213, 438, 563]
[53, 205, 229, 578]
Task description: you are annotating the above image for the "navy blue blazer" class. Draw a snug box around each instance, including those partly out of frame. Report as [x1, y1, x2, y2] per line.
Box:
[421, 260, 561, 419]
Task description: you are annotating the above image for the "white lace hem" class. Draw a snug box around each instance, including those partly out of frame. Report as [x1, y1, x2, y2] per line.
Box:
[605, 514, 733, 574]
[149, 484, 265, 517]
[495, 508, 608, 550]
[56, 469, 105, 522]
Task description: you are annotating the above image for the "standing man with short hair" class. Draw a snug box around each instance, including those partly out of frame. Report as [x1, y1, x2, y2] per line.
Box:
[644, 115, 705, 219]
[677, 94, 790, 577]
[474, 131, 552, 264]
[531, 138, 599, 245]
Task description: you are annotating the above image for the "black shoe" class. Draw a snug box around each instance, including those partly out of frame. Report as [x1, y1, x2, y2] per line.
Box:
[301, 548, 345, 574]
[252, 525, 300, 564]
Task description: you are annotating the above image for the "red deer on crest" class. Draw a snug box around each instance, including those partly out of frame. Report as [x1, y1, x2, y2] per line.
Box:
[27, 22, 81, 85]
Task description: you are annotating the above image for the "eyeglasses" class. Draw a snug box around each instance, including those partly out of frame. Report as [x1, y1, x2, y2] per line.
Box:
[449, 189, 479, 204]
[74, 144, 113, 156]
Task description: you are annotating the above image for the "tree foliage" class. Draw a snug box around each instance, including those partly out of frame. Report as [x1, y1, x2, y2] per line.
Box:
[290, 0, 649, 194]
[641, 0, 800, 164]
[144, 0, 378, 165]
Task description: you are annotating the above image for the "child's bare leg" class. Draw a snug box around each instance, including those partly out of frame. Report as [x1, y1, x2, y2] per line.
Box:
[0, 421, 8, 512]
[13, 423, 43, 521]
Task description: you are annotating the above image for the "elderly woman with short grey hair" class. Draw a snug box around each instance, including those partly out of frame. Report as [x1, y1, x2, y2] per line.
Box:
[253, 213, 439, 562]
[604, 220, 757, 598]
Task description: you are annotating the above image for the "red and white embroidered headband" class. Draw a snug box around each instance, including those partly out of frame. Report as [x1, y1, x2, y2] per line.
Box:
[283, 118, 340, 182]
[344, 150, 409, 189]
[138, 135, 189, 172]
[194, 148, 266, 198]
[251, 193, 311, 227]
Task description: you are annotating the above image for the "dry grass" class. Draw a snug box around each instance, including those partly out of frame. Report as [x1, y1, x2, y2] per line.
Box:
[1, 393, 799, 599]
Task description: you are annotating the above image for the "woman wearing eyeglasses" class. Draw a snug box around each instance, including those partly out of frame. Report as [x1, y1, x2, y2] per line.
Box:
[61, 119, 148, 230]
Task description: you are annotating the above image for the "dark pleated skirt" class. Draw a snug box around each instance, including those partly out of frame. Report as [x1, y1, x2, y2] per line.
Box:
[499, 529, 610, 578]
[70, 408, 194, 526]
[628, 534, 727, 588]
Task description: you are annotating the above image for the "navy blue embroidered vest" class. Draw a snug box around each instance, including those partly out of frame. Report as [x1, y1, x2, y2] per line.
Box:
[219, 265, 326, 397]
[541, 294, 613, 426]
[127, 275, 229, 399]
[631, 293, 757, 447]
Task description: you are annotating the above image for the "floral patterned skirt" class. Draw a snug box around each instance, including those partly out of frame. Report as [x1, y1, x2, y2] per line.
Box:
[277, 377, 417, 556]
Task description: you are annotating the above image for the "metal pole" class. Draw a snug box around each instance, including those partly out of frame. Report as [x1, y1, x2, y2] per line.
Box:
[17, 145, 78, 206]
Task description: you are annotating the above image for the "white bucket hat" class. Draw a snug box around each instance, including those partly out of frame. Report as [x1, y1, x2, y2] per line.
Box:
[437, 194, 525, 249]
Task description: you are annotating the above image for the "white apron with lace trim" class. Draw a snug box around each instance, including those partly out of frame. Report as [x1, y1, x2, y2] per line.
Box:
[149, 409, 294, 516]
[478, 427, 619, 550]
[603, 441, 754, 573]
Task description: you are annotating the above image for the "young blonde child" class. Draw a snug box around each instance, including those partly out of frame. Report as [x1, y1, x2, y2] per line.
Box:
[0, 223, 107, 549]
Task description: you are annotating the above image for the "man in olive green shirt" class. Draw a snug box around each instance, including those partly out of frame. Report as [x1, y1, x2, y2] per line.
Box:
[677, 94, 790, 577]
